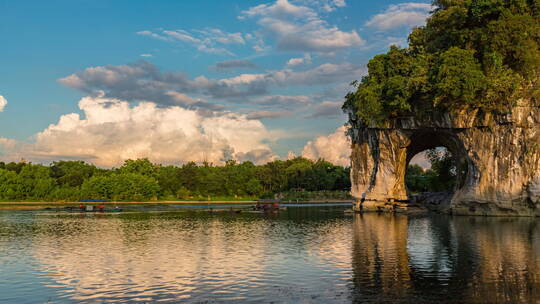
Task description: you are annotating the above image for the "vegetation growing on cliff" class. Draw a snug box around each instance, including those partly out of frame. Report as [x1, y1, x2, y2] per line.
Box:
[344, 0, 540, 125]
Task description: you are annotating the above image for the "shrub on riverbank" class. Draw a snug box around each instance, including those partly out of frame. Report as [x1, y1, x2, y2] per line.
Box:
[278, 190, 352, 202]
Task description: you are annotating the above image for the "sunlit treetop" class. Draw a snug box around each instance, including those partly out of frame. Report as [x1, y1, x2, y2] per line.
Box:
[344, 0, 540, 125]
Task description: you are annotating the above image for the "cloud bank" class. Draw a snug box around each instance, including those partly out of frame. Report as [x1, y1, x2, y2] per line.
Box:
[0, 96, 277, 167]
[58, 61, 364, 110]
[57, 61, 216, 108]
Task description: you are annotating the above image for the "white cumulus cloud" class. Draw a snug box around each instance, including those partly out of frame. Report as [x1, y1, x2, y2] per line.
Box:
[365, 2, 432, 31]
[138, 28, 245, 56]
[305, 100, 343, 119]
[302, 126, 350, 166]
[0, 95, 7, 112]
[241, 0, 363, 54]
[287, 54, 312, 67]
[333, 0, 346, 8]
[0, 96, 277, 167]
[219, 62, 365, 89]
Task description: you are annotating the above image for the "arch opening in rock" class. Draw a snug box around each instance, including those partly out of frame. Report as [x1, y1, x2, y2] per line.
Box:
[405, 146, 463, 212]
[405, 130, 470, 190]
[402, 130, 470, 212]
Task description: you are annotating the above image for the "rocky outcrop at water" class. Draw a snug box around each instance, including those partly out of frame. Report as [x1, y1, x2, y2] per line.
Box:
[348, 98, 540, 216]
[409, 192, 453, 212]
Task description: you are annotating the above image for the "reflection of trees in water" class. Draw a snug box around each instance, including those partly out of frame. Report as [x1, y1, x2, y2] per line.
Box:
[351, 214, 539, 303]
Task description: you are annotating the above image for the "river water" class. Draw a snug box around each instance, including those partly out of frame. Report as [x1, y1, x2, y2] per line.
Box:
[0, 206, 538, 303]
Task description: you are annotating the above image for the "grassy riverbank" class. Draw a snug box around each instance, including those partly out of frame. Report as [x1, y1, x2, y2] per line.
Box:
[0, 189, 353, 210]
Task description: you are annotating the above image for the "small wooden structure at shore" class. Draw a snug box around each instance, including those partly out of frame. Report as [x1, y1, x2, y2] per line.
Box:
[254, 199, 283, 212]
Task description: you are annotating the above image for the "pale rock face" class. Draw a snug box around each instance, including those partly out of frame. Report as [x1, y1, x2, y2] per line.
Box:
[348, 99, 540, 216]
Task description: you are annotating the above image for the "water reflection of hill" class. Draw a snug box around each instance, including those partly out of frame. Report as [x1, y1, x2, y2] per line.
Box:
[351, 214, 539, 303]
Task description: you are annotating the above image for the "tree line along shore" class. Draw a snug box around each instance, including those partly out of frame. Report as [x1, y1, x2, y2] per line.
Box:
[0, 157, 351, 203]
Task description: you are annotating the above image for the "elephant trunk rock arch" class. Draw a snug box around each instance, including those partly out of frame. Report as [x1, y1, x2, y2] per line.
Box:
[349, 99, 540, 216]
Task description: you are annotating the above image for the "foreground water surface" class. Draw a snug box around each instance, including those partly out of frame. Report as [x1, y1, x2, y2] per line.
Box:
[0, 206, 538, 303]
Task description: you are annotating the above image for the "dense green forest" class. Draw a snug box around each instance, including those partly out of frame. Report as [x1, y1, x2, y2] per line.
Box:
[0, 158, 351, 201]
[343, 0, 540, 125]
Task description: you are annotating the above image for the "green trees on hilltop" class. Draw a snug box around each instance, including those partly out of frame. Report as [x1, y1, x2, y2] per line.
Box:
[344, 0, 540, 125]
[0, 157, 351, 202]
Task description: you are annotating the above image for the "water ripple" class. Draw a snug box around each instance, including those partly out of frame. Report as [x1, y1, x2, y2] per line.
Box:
[0, 209, 538, 303]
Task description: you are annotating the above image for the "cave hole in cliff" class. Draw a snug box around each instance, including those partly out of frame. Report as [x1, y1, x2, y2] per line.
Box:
[405, 130, 468, 194]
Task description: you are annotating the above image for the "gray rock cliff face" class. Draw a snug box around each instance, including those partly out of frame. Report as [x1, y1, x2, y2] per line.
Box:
[349, 99, 540, 216]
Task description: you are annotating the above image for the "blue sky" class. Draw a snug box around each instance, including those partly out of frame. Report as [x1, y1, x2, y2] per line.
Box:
[0, 0, 432, 167]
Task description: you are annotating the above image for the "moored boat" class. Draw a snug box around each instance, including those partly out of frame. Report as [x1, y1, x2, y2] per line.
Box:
[254, 199, 285, 212]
